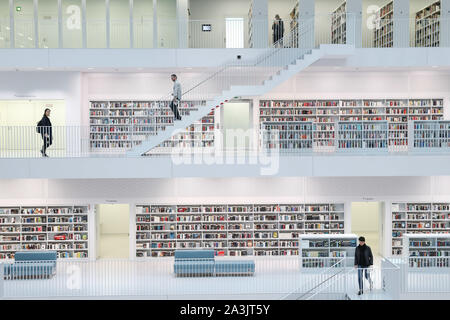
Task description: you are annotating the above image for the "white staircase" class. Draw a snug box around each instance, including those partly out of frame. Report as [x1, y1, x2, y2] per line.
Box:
[127, 45, 354, 156]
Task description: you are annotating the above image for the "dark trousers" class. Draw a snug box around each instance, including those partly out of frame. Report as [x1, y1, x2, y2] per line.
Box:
[41, 136, 52, 154]
[357, 266, 371, 291]
[170, 100, 181, 120]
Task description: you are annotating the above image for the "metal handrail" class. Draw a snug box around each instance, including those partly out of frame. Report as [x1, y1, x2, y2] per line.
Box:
[301, 267, 351, 300]
[280, 257, 346, 300]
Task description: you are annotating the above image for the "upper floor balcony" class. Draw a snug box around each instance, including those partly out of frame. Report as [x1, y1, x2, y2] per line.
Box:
[2, 121, 450, 179]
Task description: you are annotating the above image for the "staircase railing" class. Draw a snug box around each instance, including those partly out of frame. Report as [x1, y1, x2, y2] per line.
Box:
[280, 257, 347, 300]
[132, 14, 355, 154]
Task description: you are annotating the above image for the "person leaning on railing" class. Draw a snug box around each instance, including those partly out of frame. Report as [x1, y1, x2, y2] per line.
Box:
[36, 108, 52, 157]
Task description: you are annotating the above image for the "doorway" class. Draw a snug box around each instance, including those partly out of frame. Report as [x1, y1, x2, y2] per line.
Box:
[96, 204, 130, 259]
[351, 202, 385, 263]
[225, 18, 244, 48]
[221, 101, 251, 151]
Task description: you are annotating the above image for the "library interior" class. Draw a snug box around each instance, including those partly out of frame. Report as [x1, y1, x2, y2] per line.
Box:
[0, 0, 450, 302]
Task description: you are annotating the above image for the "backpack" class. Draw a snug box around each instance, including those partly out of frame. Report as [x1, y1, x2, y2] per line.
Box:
[36, 120, 42, 134]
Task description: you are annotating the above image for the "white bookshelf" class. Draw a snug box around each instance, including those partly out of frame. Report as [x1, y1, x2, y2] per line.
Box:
[403, 234, 450, 268]
[412, 120, 450, 150]
[135, 203, 345, 258]
[374, 1, 394, 48]
[415, 1, 441, 47]
[260, 122, 313, 151]
[331, 2, 347, 44]
[0, 205, 90, 260]
[259, 99, 444, 152]
[299, 234, 357, 268]
[391, 203, 450, 256]
[337, 121, 388, 151]
[89, 100, 205, 151]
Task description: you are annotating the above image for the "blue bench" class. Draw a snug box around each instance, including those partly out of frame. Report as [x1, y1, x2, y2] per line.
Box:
[3, 251, 57, 280]
[174, 250, 255, 277]
[174, 250, 215, 277]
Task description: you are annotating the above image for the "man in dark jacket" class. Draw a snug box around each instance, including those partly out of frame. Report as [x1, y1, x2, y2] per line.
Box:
[354, 236, 373, 295]
[272, 15, 284, 47]
[37, 108, 52, 157]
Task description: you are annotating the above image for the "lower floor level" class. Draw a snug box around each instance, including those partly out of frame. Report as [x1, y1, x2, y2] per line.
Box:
[0, 176, 450, 261]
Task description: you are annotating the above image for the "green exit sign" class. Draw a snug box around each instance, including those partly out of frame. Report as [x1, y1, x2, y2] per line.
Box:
[16, 6, 22, 12]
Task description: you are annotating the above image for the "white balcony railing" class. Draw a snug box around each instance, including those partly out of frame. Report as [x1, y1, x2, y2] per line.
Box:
[2, 121, 450, 158]
[1, 15, 448, 49]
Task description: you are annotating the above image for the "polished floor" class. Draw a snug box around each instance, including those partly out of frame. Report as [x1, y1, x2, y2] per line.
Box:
[2, 257, 449, 300]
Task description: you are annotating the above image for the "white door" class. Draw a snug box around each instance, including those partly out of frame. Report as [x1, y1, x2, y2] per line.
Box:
[225, 18, 244, 48]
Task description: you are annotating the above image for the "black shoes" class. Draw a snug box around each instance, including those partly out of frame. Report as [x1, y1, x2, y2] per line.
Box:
[357, 290, 363, 295]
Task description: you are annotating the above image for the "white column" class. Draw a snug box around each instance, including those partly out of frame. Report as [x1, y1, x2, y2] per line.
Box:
[129, 203, 135, 260]
[129, 0, 134, 48]
[33, 0, 39, 48]
[82, 0, 87, 48]
[346, 0, 362, 47]
[57, 0, 63, 48]
[298, 0, 314, 48]
[251, 0, 268, 48]
[176, 0, 188, 48]
[441, 0, 450, 47]
[153, 0, 157, 48]
[393, 0, 409, 47]
[106, 0, 110, 48]
[9, 0, 15, 48]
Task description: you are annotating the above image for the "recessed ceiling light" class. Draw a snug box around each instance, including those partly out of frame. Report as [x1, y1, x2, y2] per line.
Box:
[432, 66, 438, 68]
[87, 67, 94, 70]
[36, 67, 44, 70]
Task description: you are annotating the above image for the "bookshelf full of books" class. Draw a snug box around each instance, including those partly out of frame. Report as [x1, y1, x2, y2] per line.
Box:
[135, 203, 345, 258]
[391, 202, 450, 256]
[260, 122, 313, 151]
[145, 111, 216, 155]
[89, 100, 205, 152]
[337, 121, 388, 151]
[259, 99, 444, 152]
[415, 1, 441, 47]
[403, 234, 450, 268]
[373, 1, 394, 47]
[299, 234, 357, 268]
[331, 2, 347, 44]
[0, 205, 90, 260]
[411, 120, 450, 150]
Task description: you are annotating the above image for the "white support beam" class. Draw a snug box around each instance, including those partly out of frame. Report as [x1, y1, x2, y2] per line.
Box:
[346, 0, 362, 47]
[393, 0, 409, 47]
[298, 0, 315, 48]
[176, 0, 188, 48]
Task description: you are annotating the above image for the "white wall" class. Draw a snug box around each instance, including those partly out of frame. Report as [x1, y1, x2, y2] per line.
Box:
[188, 0, 250, 47]
[0, 177, 443, 204]
[0, 72, 82, 126]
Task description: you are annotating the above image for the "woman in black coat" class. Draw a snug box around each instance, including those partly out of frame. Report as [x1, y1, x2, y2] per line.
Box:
[37, 108, 52, 157]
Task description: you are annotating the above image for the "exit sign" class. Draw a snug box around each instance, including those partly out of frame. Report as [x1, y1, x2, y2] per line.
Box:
[16, 6, 21, 12]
